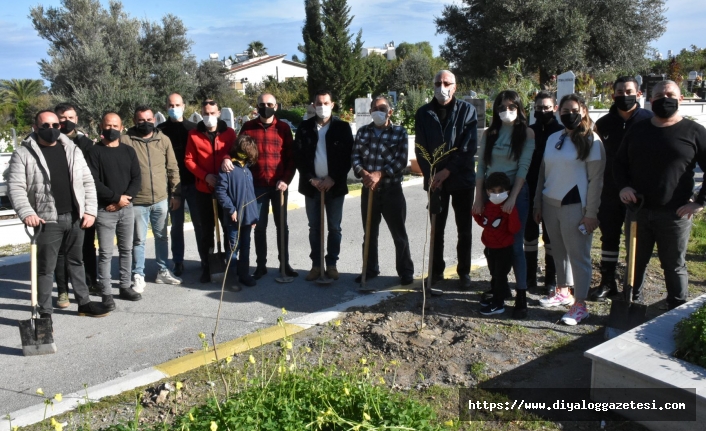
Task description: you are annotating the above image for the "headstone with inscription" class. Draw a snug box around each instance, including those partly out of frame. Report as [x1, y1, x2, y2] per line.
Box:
[220, 107, 234, 129]
[462, 97, 487, 143]
[189, 112, 203, 123]
[557, 71, 576, 103]
[354, 96, 373, 132]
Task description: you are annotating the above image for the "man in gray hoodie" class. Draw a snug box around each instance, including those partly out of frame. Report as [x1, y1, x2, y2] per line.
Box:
[7, 110, 109, 320]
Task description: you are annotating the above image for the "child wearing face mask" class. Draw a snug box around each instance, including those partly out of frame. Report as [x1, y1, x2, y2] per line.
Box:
[473, 172, 521, 316]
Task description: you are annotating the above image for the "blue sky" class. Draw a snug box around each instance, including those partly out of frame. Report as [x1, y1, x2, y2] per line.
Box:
[0, 0, 703, 81]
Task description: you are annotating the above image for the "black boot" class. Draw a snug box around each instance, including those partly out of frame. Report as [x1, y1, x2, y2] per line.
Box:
[543, 253, 557, 294]
[512, 289, 528, 319]
[525, 251, 538, 290]
[200, 262, 210, 283]
[590, 268, 618, 301]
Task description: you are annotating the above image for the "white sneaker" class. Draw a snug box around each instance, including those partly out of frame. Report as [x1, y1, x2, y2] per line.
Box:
[562, 303, 589, 325]
[156, 269, 182, 285]
[133, 274, 146, 293]
[539, 291, 574, 308]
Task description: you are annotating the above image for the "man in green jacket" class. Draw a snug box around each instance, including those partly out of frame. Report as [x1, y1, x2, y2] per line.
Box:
[120, 106, 181, 292]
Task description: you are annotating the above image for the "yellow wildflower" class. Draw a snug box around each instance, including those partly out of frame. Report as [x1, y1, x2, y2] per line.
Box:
[225, 356, 232, 364]
[54, 393, 62, 402]
[360, 358, 367, 365]
[54, 422, 63, 431]
[176, 382, 183, 391]
[362, 367, 370, 374]
[305, 347, 312, 353]
[36, 388, 44, 396]
[390, 360, 399, 366]
[189, 412, 195, 422]
[444, 420, 454, 427]
[12, 426, 18, 431]
[344, 387, 350, 396]
[198, 332, 206, 340]
[51, 418, 57, 426]
[289, 364, 296, 371]
[378, 377, 386, 385]
[249, 355, 256, 364]
[334, 319, 341, 327]
[278, 365, 285, 374]
[210, 421, 218, 431]
[281, 307, 288, 315]
[363, 412, 371, 421]
[285, 341, 293, 350]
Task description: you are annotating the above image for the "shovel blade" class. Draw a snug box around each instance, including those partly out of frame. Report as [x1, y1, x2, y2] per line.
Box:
[208, 249, 227, 283]
[18, 318, 57, 356]
[605, 298, 648, 339]
[275, 276, 294, 284]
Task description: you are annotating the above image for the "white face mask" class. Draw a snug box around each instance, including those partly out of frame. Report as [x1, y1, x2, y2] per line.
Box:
[499, 110, 517, 123]
[488, 192, 508, 205]
[434, 86, 452, 104]
[370, 111, 388, 126]
[202, 115, 218, 128]
[316, 105, 332, 119]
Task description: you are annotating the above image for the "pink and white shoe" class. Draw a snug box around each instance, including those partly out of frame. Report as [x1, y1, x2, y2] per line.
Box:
[562, 303, 589, 325]
[539, 291, 575, 308]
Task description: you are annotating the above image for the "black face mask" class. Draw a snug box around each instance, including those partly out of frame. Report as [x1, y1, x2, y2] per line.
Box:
[258, 106, 275, 120]
[37, 127, 61, 144]
[560, 113, 582, 130]
[102, 128, 121, 142]
[614, 95, 637, 112]
[59, 120, 76, 134]
[534, 111, 555, 125]
[651, 97, 679, 119]
[135, 122, 155, 136]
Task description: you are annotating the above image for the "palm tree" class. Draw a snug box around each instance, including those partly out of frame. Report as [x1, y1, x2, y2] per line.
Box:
[0, 79, 45, 104]
[246, 41, 267, 59]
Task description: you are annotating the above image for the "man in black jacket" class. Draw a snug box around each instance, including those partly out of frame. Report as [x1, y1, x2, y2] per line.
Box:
[415, 70, 478, 291]
[294, 90, 354, 282]
[526, 92, 563, 293]
[54, 102, 98, 308]
[590, 76, 653, 301]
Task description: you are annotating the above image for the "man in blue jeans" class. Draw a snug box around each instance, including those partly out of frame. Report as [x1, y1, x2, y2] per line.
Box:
[120, 106, 182, 292]
[157, 93, 199, 277]
[294, 90, 354, 281]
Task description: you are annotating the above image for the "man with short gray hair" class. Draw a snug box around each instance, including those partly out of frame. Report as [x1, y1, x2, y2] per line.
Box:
[615, 80, 706, 309]
[352, 96, 414, 287]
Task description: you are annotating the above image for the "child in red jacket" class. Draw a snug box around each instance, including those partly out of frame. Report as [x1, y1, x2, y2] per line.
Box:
[473, 172, 521, 316]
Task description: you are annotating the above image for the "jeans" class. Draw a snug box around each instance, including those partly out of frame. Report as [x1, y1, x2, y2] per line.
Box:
[96, 204, 134, 293]
[305, 192, 345, 267]
[511, 183, 529, 290]
[55, 224, 96, 294]
[36, 213, 91, 314]
[132, 199, 169, 276]
[360, 184, 414, 278]
[170, 184, 203, 263]
[226, 221, 253, 276]
[194, 191, 228, 265]
[430, 186, 474, 277]
[629, 207, 691, 308]
[254, 187, 290, 267]
[487, 245, 514, 305]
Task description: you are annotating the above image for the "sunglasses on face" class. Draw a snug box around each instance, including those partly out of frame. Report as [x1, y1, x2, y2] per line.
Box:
[201, 100, 217, 106]
[371, 106, 389, 112]
[39, 123, 61, 129]
[257, 102, 276, 108]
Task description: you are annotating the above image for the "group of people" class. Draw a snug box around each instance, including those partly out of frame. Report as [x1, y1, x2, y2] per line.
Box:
[7, 69, 706, 328]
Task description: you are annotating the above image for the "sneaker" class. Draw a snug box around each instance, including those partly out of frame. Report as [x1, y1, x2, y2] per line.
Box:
[56, 292, 70, 309]
[539, 291, 575, 308]
[156, 269, 182, 285]
[102, 295, 116, 312]
[326, 266, 339, 280]
[119, 288, 142, 301]
[132, 274, 146, 293]
[480, 303, 505, 316]
[252, 266, 268, 280]
[305, 267, 321, 281]
[173, 262, 184, 277]
[561, 303, 589, 325]
[77, 301, 110, 317]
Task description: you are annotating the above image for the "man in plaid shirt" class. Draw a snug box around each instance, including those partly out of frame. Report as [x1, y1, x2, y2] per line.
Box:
[352, 96, 414, 286]
[232, 93, 298, 279]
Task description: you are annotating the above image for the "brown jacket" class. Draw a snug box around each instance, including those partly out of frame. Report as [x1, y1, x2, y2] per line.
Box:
[120, 127, 180, 205]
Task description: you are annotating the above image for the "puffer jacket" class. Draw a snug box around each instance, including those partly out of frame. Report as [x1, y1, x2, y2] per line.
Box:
[7, 133, 97, 223]
[120, 127, 180, 205]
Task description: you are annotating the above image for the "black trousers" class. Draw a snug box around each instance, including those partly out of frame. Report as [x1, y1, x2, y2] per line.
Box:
[430, 186, 474, 277]
[597, 186, 626, 272]
[56, 224, 96, 294]
[195, 191, 228, 265]
[36, 213, 91, 314]
[525, 189, 555, 284]
[487, 245, 514, 305]
[360, 184, 414, 278]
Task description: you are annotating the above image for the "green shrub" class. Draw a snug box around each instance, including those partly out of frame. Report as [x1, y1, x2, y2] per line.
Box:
[276, 108, 305, 127]
[674, 302, 706, 368]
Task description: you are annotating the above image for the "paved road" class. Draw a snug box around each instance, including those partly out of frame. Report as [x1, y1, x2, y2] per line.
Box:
[0, 179, 484, 415]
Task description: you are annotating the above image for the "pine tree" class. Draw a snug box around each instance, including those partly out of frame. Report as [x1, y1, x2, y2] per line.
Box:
[300, 0, 324, 101]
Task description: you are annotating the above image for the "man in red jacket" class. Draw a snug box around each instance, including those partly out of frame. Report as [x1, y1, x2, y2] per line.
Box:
[227, 93, 297, 279]
[185, 100, 236, 283]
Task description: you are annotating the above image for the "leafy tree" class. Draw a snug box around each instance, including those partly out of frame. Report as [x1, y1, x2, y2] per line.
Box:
[195, 60, 232, 102]
[0, 79, 47, 131]
[436, 0, 666, 83]
[247, 40, 268, 58]
[0, 79, 45, 104]
[30, 0, 197, 129]
[291, 54, 305, 64]
[387, 52, 433, 94]
[395, 42, 433, 61]
[244, 76, 309, 109]
[300, 0, 325, 100]
[359, 54, 391, 96]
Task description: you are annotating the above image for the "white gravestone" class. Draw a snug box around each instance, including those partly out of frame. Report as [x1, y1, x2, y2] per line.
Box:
[154, 112, 166, 127]
[220, 108, 234, 129]
[557, 71, 576, 103]
[189, 112, 203, 123]
[354, 96, 373, 132]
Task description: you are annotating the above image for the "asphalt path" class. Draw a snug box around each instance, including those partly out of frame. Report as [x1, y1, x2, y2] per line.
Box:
[0, 179, 484, 415]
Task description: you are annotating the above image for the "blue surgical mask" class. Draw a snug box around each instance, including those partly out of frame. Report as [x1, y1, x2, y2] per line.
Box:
[168, 107, 184, 120]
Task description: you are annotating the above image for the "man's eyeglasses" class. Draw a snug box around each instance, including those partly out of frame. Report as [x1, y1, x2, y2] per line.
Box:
[371, 106, 389, 112]
[535, 105, 554, 112]
[39, 123, 60, 129]
[202, 100, 217, 106]
[434, 81, 455, 87]
[555, 133, 568, 150]
[258, 102, 276, 108]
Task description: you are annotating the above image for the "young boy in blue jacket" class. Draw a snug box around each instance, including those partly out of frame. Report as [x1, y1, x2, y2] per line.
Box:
[215, 135, 259, 289]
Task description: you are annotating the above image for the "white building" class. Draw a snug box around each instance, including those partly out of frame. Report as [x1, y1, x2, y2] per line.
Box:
[361, 42, 396, 61]
[223, 55, 307, 93]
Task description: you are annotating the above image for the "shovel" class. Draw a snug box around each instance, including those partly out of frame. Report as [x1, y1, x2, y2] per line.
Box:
[359, 187, 375, 292]
[209, 198, 227, 283]
[275, 190, 293, 284]
[605, 195, 648, 340]
[316, 188, 333, 285]
[19, 225, 57, 356]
